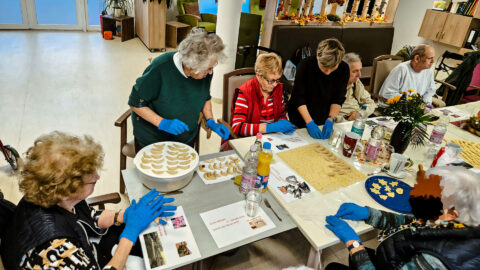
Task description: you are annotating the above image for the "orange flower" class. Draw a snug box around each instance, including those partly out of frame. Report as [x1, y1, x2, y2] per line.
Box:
[408, 89, 414, 93]
[402, 91, 408, 95]
[408, 97, 413, 100]
[394, 96, 401, 103]
[386, 98, 393, 104]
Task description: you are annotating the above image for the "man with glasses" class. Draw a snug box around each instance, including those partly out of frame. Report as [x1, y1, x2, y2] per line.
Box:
[128, 28, 230, 151]
[230, 53, 295, 137]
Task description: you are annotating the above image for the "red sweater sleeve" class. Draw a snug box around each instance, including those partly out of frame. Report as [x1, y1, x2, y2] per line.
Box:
[231, 91, 260, 136]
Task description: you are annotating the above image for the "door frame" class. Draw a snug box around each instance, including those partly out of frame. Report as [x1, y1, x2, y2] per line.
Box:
[0, 0, 101, 31]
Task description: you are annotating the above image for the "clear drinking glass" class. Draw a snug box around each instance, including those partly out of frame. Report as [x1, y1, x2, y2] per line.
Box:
[245, 190, 262, 217]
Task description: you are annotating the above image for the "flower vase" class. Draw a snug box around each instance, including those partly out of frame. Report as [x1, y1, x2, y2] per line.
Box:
[390, 121, 413, 154]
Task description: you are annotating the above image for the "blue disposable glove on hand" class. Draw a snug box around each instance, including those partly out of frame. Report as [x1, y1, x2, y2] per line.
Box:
[335, 203, 370, 221]
[325, 215, 361, 244]
[206, 119, 230, 140]
[266, 119, 296, 134]
[321, 119, 334, 139]
[158, 119, 189, 135]
[306, 120, 322, 139]
[121, 189, 177, 244]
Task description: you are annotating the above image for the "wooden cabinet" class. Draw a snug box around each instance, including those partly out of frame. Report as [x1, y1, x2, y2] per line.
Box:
[134, 0, 166, 52]
[418, 9, 480, 48]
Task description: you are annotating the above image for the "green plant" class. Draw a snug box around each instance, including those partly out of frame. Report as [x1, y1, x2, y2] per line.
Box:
[105, 0, 133, 16]
[379, 89, 437, 147]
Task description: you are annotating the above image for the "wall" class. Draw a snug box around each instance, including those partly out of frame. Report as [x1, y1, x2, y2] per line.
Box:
[391, 0, 461, 71]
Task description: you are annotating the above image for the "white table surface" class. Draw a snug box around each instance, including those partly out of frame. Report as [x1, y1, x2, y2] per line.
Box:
[229, 103, 480, 252]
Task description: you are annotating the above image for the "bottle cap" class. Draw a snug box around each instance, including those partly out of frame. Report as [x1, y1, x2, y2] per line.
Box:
[263, 142, 271, 149]
[250, 145, 257, 152]
[256, 133, 262, 139]
[361, 105, 367, 110]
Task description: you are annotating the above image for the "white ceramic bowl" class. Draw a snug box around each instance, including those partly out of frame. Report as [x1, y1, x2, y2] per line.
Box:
[133, 141, 199, 192]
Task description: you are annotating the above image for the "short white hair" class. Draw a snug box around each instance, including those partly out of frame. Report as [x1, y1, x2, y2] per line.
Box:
[427, 166, 480, 226]
[343, 52, 361, 65]
[178, 27, 226, 74]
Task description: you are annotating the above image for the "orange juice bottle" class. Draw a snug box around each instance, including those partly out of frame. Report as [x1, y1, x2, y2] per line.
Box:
[256, 142, 273, 193]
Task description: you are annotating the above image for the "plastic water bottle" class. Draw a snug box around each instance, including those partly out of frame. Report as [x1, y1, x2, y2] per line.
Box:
[244, 144, 258, 165]
[241, 145, 258, 194]
[351, 105, 367, 137]
[254, 133, 263, 153]
[428, 110, 449, 157]
[365, 126, 384, 162]
[257, 142, 273, 193]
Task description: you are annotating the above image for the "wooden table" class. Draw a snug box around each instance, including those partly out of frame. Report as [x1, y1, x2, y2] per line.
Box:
[166, 21, 191, 48]
[102, 15, 134, 42]
[228, 103, 480, 269]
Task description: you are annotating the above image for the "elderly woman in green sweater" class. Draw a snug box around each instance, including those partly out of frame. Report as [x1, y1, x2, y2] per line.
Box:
[128, 28, 230, 151]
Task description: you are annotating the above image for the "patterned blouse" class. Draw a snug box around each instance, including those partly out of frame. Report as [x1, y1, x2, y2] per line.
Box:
[19, 208, 117, 270]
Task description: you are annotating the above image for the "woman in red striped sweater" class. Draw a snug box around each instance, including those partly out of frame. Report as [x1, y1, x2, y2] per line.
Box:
[231, 53, 296, 137]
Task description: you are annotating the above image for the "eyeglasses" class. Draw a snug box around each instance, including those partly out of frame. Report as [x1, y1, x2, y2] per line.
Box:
[259, 73, 281, 85]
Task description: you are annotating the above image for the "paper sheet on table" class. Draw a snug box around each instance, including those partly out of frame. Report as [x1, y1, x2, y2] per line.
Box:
[434, 107, 472, 120]
[263, 133, 309, 153]
[139, 206, 201, 270]
[200, 200, 276, 248]
[270, 161, 317, 203]
[196, 153, 244, 184]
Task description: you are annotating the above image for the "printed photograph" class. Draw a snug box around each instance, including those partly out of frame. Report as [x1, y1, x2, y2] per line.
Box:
[248, 216, 266, 230]
[171, 216, 187, 229]
[143, 231, 167, 268]
[175, 241, 191, 257]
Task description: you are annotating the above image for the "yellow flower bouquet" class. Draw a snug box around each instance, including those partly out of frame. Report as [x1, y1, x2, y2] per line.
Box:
[380, 89, 437, 148]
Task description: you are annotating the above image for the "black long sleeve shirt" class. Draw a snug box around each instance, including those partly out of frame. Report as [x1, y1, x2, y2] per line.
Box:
[288, 56, 349, 128]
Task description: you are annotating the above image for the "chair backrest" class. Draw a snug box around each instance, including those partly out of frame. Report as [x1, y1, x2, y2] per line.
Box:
[369, 55, 404, 99]
[0, 191, 15, 247]
[222, 68, 256, 125]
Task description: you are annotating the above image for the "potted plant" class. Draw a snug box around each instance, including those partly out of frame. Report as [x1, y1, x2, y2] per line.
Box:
[379, 89, 437, 153]
[105, 0, 133, 17]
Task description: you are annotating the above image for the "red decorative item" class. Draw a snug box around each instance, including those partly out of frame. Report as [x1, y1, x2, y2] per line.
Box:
[104, 31, 113, 40]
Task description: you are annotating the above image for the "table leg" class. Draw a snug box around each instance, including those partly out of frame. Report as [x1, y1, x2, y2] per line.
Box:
[306, 246, 322, 270]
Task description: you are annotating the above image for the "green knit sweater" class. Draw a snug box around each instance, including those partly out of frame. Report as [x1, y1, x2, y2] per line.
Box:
[128, 52, 212, 147]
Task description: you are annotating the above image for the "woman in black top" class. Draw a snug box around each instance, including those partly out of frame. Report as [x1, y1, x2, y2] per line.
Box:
[288, 38, 349, 139]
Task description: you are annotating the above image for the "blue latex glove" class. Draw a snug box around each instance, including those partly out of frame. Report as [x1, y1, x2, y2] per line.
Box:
[266, 119, 296, 134]
[335, 203, 370, 221]
[206, 119, 230, 140]
[158, 119, 189, 135]
[321, 119, 334, 139]
[325, 215, 361, 244]
[306, 120, 322, 139]
[121, 190, 177, 244]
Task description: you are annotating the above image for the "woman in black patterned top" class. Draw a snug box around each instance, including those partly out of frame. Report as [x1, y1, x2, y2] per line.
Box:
[1, 131, 176, 270]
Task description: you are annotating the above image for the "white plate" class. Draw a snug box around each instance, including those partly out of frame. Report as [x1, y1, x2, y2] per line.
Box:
[133, 141, 199, 179]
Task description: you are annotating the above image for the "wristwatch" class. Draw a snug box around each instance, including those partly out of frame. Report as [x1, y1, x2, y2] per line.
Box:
[328, 115, 337, 122]
[347, 240, 362, 251]
[114, 210, 122, 226]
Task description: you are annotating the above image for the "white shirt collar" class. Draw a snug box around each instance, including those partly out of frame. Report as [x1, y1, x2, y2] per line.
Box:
[173, 52, 188, 78]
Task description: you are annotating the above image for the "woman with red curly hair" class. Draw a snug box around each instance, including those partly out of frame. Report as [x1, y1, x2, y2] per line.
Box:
[1, 131, 176, 270]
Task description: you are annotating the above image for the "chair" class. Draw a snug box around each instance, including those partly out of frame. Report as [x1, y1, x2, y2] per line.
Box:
[368, 55, 404, 99]
[177, 0, 216, 32]
[219, 68, 256, 138]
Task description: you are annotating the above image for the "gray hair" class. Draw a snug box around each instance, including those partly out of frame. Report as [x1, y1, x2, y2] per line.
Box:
[427, 166, 480, 226]
[343, 52, 361, 65]
[410, 44, 433, 60]
[316, 38, 345, 68]
[178, 28, 226, 74]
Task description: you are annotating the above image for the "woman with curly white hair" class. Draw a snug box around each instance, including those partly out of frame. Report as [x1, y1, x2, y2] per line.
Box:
[324, 165, 480, 270]
[128, 28, 230, 151]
